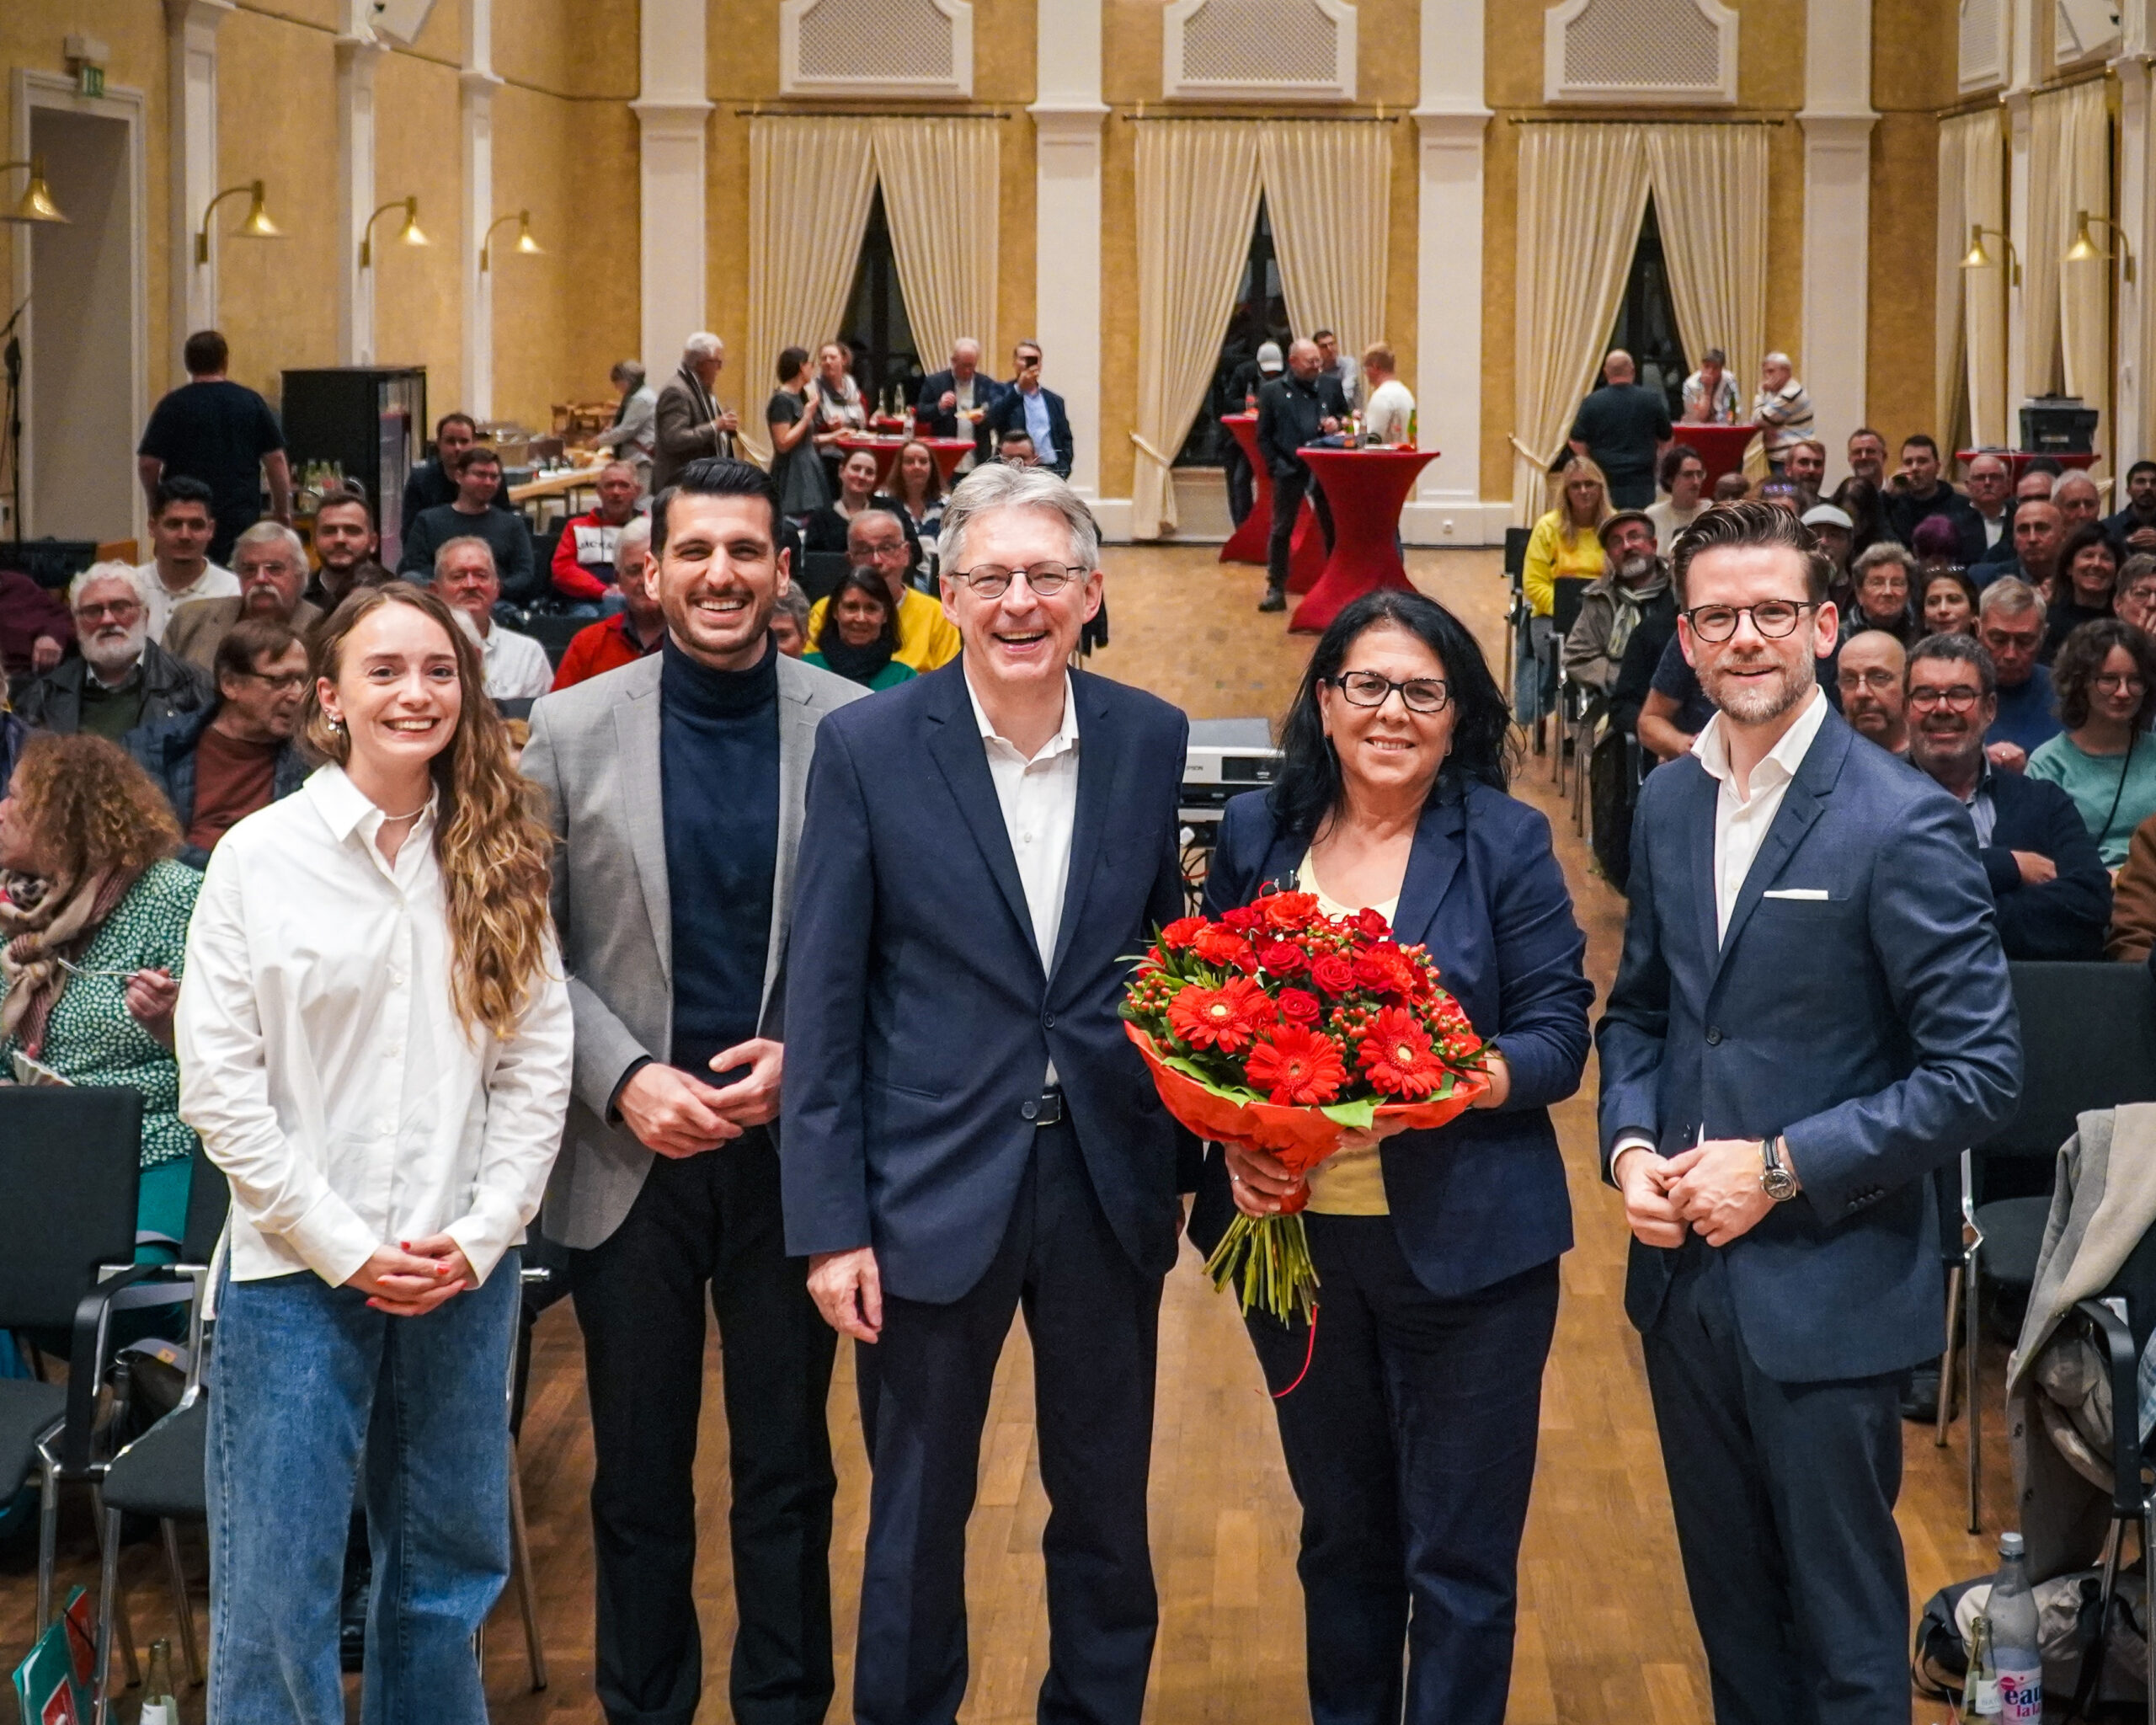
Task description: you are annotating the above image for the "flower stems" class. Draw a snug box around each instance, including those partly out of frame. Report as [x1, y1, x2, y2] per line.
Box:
[1203, 1213, 1320, 1325]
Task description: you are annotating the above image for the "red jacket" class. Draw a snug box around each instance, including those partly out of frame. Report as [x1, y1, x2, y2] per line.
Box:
[551, 508, 642, 601]
[551, 611, 664, 690]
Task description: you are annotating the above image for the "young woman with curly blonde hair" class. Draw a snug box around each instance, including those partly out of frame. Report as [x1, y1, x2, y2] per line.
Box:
[177, 581, 572, 1725]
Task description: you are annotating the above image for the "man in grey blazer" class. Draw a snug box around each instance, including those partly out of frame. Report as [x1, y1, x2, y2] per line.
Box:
[521, 457, 864, 1725]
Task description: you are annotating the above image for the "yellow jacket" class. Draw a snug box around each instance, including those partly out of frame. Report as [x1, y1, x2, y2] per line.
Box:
[1522, 509, 1607, 618]
[806, 586, 962, 673]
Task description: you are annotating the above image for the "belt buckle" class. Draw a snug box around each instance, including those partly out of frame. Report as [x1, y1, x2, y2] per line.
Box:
[1023, 1087, 1064, 1128]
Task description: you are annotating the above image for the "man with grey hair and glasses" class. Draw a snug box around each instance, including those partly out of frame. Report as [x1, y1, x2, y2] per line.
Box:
[165, 521, 322, 672]
[15, 563, 211, 739]
[653, 332, 738, 491]
[785, 462, 1192, 1725]
[1977, 576, 2061, 767]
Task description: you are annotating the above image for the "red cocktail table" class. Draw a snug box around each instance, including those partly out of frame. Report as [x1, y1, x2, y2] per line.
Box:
[1672, 423, 1758, 489]
[1291, 447, 1440, 635]
[1219, 413, 1324, 589]
[832, 434, 976, 489]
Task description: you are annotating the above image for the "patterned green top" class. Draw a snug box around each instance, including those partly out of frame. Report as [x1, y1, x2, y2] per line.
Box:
[2, 859, 201, 1171]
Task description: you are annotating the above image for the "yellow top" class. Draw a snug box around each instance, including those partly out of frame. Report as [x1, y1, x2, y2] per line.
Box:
[1299, 852, 1400, 1217]
[806, 586, 963, 673]
[1521, 508, 1607, 619]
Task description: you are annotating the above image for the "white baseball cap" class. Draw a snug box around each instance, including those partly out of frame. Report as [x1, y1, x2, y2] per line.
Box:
[1801, 504, 1854, 531]
[1257, 341, 1284, 374]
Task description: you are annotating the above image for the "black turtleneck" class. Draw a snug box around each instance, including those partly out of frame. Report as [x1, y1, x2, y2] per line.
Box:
[660, 634, 780, 1084]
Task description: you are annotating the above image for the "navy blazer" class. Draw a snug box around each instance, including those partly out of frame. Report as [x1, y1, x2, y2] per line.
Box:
[1598, 706, 2021, 1383]
[981, 383, 1075, 478]
[1973, 764, 2111, 960]
[781, 663, 1190, 1303]
[915, 369, 1006, 451]
[1187, 782, 1594, 1300]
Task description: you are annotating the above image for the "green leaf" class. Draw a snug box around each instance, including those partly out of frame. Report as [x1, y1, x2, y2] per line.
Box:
[1318, 1097, 1378, 1130]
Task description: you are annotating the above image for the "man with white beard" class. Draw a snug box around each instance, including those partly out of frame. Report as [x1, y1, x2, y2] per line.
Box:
[13, 563, 211, 740]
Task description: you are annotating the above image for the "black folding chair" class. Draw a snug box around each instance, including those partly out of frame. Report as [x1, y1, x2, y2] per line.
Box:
[1547, 575, 1593, 793]
[1949, 963, 2156, 1531]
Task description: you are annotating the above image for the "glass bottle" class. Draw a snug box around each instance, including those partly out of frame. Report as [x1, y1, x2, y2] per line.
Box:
[1963, 1613, 2001, 1719]
[139, 1639, 178, 1725]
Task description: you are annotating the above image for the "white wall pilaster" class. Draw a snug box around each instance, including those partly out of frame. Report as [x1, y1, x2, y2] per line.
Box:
[634, 0, 710, 374]
[461, 0, 499, 419]
[2114, 46, 2154, 470]
[1032, 0, 1107, 515]
[165, 0, 232, 374]
[335, 6, 385, 365]
[1798, 0, 1876, 463]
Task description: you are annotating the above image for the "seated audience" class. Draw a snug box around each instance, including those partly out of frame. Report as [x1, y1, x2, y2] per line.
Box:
[1523, 456, 1611, 629]
[887, 441, 947, 586]
[2054, 472, 2104, 537]
[1886, 435, 1984, 562]
[428, 537, 552, 700]
[398, 446, 537, 601]
[1756, 478, 1803, 517]
[771, 585, 810, 660]
[2116, 553, 2156, 633]
[2028, 618, 2156, 865]
[1646, 446, 1706, 546]
[1831, 475, 1893, 563]
[1680, 346, 1739, 423]
[767, 346, 834, 521]
[1904, 633, 2111, 959]
[587, 360, 658, 486]
[1965, 452, 2012, 553]
[1978, 578, 2060, 767]
[1710, 472, 1751, 504]
[997, 427, 1039, 467]
[15, 564, 211, 741]
[981, 339, 1074, 478]
[165, 522, 321, 673]
[551, 461, 644, 607]
[803, 510, 961, 675]
[1984, 497, 2065, 595]
[1920, 566, 1980, 636]
[2106, 460, 2156, 556]
[1359, 343, 1416, 446]
[303, 488, 392, 611]
[1561, 511, 1671, 697]
[803, 566, 920, 692]
[549, 517, 662, 691]
[136, 475, 239, 639]
[400, 411, 510, 523]
[1837, 632, 1908, 755]
[0, 564, 70, 681]
[1801, 503, 1856, 609]
[2106, 807, 2156, 959]
[1846, 543, 1917, 644]
[1784, 438, 1828, 507]
[803, 447, 923, 573]
[1845, 427, 1889, 489]
[1753, 352, 1813, 467]
[1636, 631, 1717, 764]
[2046, 524, 2121, 662]
[1911, 514, 1966, 576]
[0, 733, 201, 1244]
[127, 619, 308, 868]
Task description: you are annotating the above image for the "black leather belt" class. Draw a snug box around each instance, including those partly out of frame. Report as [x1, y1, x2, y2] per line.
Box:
[1021, 1086, 1065, 1127]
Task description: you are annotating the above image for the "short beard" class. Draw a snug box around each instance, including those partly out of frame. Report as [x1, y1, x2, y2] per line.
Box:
[1700, 652, 1812, 728]
[83, 623, 148, 684]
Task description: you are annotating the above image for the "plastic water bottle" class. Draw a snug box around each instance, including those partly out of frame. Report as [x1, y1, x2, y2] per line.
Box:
[1988, 1532, 2043, 1723]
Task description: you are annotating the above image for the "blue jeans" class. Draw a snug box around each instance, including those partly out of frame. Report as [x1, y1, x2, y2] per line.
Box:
[207, 1253, 520, 1725]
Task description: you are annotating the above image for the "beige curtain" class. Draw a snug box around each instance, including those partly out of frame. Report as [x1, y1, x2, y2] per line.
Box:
[1130, 124, 1263, 539]
[1940, 109, 2009, 450]
[872, 118, 1000, 374]
[1512, 123, 1652, 522]
[2053, 81, 2113, 465]
[1258, 123, 1391, 366]
[745, 116, 878, 462]
[1935, 117, 1968, 451]
[1643, 126, 1767, 419]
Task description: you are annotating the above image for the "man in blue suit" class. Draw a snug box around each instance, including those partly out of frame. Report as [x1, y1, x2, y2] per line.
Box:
[979, 339, 1075, 478]
[783, 461, 1190, 1725]
[1598, 502, 2020, 1723]
[914, 335, 1005, 465]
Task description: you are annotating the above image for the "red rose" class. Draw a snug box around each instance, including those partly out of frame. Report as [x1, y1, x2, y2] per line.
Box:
[1310, 953, 1358, 996]
[1257, 940, 1309, 977]
[1259, 890, 1321, 932]
[1354, 944, 1417, 997]
[1160, 916, 1205, 951]
[1192, 926, 1253, 968]
[1220, 905, 1262, 932]
[1354, 907, 1392, 939]
[1278, 988, 1321, 1024]
[1245, 1024, 1348, 1106]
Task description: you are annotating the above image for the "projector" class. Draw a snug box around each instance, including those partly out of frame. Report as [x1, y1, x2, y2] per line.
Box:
[1181, 719, 1281, 828]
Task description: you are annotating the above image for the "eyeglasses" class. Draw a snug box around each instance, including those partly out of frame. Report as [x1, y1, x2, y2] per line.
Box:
[1326, 671, 1453, 713]
[948, 562, 1085, 599]
[74, 601, 141, 622]
[2095, 673, 2148, 695]
[1838, 669, 1899, 693]
[237, 670, 310, 692]
[1907, 686, 1984, 713]
[1681, 600, 1817, 643]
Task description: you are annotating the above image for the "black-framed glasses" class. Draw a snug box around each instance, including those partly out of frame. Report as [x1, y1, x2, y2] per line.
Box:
[948, 562, 1084, 599]
[237, 670, 310, 693]
[1682, 599, 1817, 643]
[2095, 673, 2148, 696]
[1907, 685, 1983, 713]
[1327, 671, 1452, 713]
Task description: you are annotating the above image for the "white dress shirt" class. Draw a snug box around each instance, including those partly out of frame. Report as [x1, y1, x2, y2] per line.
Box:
[965, 669, 1081, 1084]
[177, 765, 573, 1288]
[481, 621, 556, 700]
[138, 559, 237, 641]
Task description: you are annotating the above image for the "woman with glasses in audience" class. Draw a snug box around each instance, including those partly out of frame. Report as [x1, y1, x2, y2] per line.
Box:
[803, 566, 916, 692]
[0, 733, 199, 1251]
[2045, 525, 2122, 662]
[888, 439, 947, 586]
[2029, 617, 2156, 868]
[1844, 543, 1919, 645]
[1920, 566, 1981, 637]
[1187, 589, 1593, 1725]
[178, 583, 570, 1725]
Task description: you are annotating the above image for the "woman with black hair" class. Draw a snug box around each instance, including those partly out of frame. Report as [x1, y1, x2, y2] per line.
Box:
[803, 566, 916, 692]
[1186, 589, 1593, 1725]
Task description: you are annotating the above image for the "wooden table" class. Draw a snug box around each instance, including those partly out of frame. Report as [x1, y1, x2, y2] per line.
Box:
[507, 465, 609, 515]
[1291, 446, 1440, 634]
[1219, 414, 1324, 590]
[832, 435, 976, 489]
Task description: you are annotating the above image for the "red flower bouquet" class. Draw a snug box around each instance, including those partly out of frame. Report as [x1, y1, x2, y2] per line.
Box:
[1123, 890, 1489, 1322]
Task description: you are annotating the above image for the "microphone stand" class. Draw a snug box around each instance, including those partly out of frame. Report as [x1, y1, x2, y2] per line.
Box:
[0, 297, 26, 545]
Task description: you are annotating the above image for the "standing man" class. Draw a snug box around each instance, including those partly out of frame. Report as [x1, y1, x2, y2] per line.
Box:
[401, 412, 515, 523]
[588, 360, 659, 488]
[1569, 350, 1673, 510]
[303, 488, 390, 611]
[136, 329, 291, 564]
[915, 337, 1004, 468]
[1599, 501, 2019, 1723]
[1255, 338, 1342, 614]
[983, 340, 1075, 480]
[1753, 355, 1814, 470]
[2053, 471, 2105, 536]
[785, 462, 1191, 1725]
[552, 517, 664, 690]
[1966, 452, 2013, 554]
[428, 538, 552, 702]
[398, 446, 538, 601]
[164, 521, 322, 672]
[1783, 440, 1828, 509]
[135, 477, 239, 638]
[1681, 348, 1740, 424]
[552, 461, 646, 606]
[1359, 342, 1416, 446]
[653, 334, 739, 494]
[1982, 497, 2066, 595]
[521, 457, 864, 1725]
[1312, 328, 1360, 414]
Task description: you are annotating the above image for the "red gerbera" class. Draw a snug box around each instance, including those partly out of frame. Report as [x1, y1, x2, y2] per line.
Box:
[1257, 940, 1310, 978]
[1358, 1007, 1446, 1099]
[1245, 1024, 1348, 1106]
[1166, 976, 1275, 1052]
[1277, 988, 1321, 1024]
[1260, 890, 1321, 932]
[1160, 916, 1206, 951]
[1309, 953, 1358, 996]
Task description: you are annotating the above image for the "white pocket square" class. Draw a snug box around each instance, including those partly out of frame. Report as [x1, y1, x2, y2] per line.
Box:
[1763, 888, 1831, 900]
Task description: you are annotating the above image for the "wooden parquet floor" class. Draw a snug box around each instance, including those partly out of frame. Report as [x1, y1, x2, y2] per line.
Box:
[0, 544, 2009, 1722]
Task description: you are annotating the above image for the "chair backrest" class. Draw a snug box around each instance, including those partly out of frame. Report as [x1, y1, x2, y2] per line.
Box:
[1550, 575, 1593, 637]
[519, 611, 589, 668]
[178, 1141, 230, 1267]
[1503, 526, 1532, 585]
[798, 551, 851, 606]
[0, 1088, 144, 1329]
[1978, 963, 2156, 1163]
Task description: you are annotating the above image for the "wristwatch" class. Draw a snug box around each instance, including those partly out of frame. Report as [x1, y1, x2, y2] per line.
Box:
[1759, 1135, 1800, 1204]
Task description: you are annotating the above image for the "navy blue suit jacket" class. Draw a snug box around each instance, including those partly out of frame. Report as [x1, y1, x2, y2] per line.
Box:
[1972, 765, 2112, 959]
[781, 663, 1190, 1303]
[915, 369, 1007, 451]
[1598, 706, 2021, 1382]
[981, 384, 1075, 478]
[1187, 782, 1593, 1299]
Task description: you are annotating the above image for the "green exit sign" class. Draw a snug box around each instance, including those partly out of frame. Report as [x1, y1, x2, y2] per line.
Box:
[77, 62, 104, 98]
